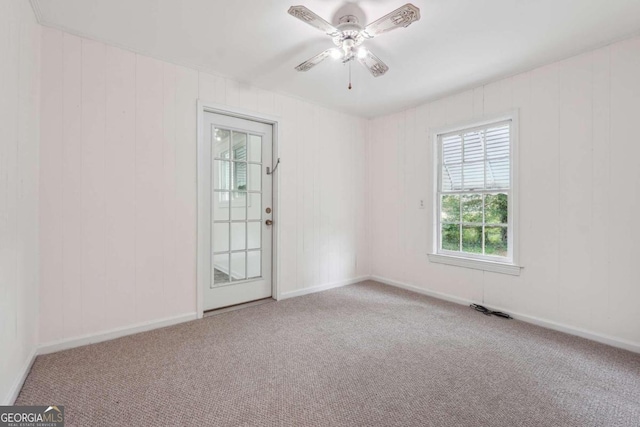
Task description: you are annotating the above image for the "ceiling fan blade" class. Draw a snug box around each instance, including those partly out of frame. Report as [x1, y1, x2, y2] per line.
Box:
[358, 50, 389, 77]
[294, 49, 333, 72]
[362, 3, 421, 38]
[288, 6, 340, 36]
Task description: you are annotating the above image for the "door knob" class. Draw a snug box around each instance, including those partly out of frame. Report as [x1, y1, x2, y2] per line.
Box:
[265, 219, 273, 226]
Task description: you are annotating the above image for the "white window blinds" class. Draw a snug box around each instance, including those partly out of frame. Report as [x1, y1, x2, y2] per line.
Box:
[441, 121, 510, 193]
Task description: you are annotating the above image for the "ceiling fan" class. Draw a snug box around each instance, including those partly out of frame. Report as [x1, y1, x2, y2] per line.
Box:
[288, 3, 420, 78]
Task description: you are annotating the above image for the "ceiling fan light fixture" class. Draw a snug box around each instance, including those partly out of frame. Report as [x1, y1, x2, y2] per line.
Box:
[288, 4, 421, 78]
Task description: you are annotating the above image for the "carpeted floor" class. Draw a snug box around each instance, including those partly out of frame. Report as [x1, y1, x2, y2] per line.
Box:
[16, 281, 640, 426]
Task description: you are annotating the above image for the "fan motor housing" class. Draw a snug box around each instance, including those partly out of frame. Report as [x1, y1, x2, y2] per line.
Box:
[333, 15, 364, 48]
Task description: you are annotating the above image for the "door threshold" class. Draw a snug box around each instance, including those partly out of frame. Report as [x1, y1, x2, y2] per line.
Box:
[203, 297, 274, 317]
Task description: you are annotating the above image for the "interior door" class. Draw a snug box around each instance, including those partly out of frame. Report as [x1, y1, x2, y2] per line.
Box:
[201, 111, 273, 311]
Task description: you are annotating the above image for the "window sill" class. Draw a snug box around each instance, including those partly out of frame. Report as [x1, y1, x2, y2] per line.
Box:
[428, 253, 522, 276]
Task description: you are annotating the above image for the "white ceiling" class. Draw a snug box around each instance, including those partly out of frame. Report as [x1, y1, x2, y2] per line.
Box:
[33, 0, 640, 118]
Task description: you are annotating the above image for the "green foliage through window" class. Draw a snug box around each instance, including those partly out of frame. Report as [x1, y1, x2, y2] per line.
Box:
[439, 193, 508, 256]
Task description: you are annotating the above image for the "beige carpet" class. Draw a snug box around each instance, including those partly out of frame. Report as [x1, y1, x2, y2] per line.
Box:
[16, 281, 640, 426]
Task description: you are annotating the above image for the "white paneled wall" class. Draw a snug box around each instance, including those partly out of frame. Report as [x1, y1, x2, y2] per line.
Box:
[38, 29, 370, 345]
[21, 7, 640, 369]
[0, 0, 41, 404]
[369, 37, 640, 348]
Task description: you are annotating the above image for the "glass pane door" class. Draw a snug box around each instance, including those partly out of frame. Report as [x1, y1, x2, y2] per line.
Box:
[211, 128, 263, 287]
[200, 110, 273, 312]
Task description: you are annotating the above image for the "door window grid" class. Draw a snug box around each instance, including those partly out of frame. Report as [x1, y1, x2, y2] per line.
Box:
[211, 127, 263, 288]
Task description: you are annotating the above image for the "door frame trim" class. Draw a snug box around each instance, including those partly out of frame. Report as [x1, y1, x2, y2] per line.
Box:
[196, 100, 281, 319]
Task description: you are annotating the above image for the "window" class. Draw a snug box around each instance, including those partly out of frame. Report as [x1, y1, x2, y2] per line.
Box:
[233, 145, 247, 191]
[429, 114, 520, 275]
[217, 137, 248, 204]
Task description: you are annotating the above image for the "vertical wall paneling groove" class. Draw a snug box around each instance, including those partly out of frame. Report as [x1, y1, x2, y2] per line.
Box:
[414, 104, 430, 278]
[62, 34, 83, 338]
[174, 65, 198, 315]
[300, 102, 314, 288]
[355, 118, 368, 278]
[326, 109, 338, 282]
[295, 102, 308, 289]
[278, 96, 297, 289]
[317, 107, 328, 286]
[105, 45, 136, 330]
[525, 63, 560, 321]
[80, 39, 107, 334]
[404, 108, 418, 281]
[162, 63, 178, 319]
[312, 106, 322, 287]
[557, 53, 593, 327]
[135, 55, 165, 323]
[39, 28, 63, 343]
[397, 111, 407, 283]
[589, 47, 611, 332]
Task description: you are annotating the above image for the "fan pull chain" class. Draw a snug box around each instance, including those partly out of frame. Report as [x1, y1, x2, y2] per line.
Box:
[348, 61, 352, 90]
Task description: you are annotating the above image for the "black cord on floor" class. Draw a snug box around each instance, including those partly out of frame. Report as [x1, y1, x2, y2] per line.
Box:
[470, 304, 513, 319]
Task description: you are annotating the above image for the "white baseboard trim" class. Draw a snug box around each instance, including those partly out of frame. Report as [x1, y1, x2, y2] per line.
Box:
[38, 312, 198, 355]
[371, 275, 474, 307]
[505, 309, 640, 354]
[4, 348, 37, 405]
[278, 276, 369, 300]
[371, 275, 640, 354]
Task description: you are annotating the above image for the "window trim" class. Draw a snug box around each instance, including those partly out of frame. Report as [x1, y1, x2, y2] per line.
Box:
[428, 110, 522, 276]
